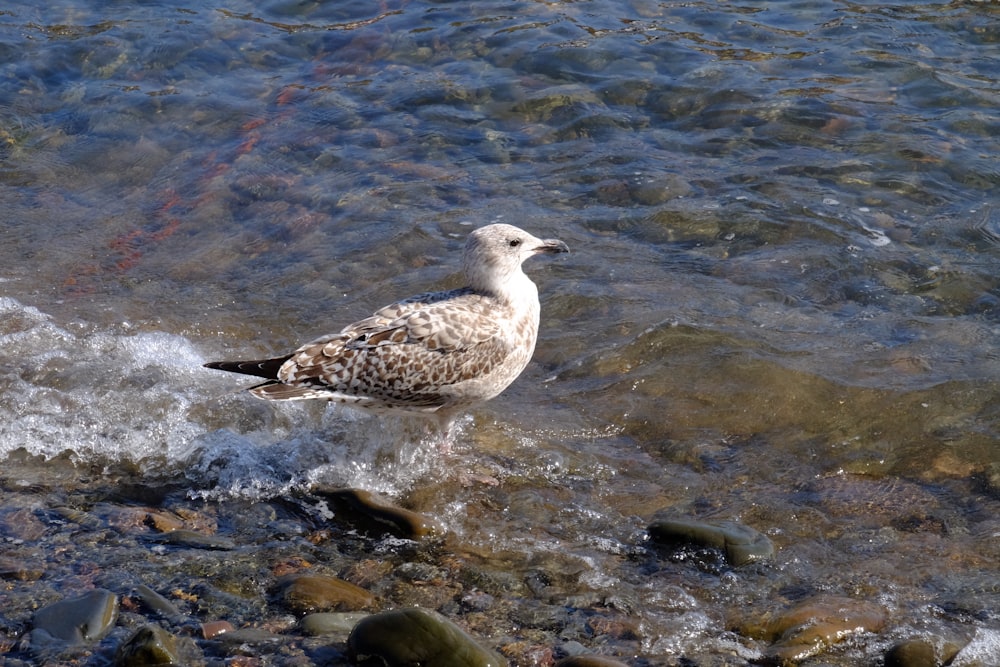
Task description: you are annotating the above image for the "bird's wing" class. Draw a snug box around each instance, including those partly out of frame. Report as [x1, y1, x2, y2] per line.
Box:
[273, 291, 514, 407]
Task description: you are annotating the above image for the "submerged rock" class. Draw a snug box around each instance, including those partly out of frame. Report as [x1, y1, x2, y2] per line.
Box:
[348, 607, 504, 667]
[885, 637, 961, 667]
[0, 556, 43, 581]
[741, 595, 888, 663]
[277, 573, 375, 613]
[555, 657, 631, 667]
[299, 611, 368, 637]
[134, 584, 187, 624]
[149, 529, 236, 550]
[311, 487, 443, 539]
[648, 517, 774, 566]
[32, 588, 119, 644]
[114, 624, 203, 667]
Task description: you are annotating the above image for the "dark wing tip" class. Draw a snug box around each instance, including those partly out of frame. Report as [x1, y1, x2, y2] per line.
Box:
[203, 356, 292, 380]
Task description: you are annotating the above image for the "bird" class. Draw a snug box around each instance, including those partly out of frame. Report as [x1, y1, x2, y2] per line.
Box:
[204, 224, 569, 443]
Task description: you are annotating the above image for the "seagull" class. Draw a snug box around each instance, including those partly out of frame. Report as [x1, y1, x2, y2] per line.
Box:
[204, 224, 569, 442]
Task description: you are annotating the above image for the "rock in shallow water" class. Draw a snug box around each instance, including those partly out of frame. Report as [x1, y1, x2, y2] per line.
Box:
[741, 595, 888, 664]
[277, 573, 375, 613]
[113, 624, 202, 667]
[299, 611, 368, 637]
[348, 607, 504, 667]
[648, 517, 774, 566]
[0, 556, 43, 581]
[885, 637, 961, 667]
[32, 588, 119, 644]
[311, 487, 443, 539]
[149, 529, 236, 550]
[555, 656, 631, 667]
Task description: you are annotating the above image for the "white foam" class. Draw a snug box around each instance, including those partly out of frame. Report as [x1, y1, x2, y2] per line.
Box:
[950, 628, 1000, 666]
[0, 298, 206, 464]
[0, 297, 461, 498]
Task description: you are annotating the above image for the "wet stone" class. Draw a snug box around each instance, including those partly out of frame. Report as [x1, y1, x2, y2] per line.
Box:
[0, 556, 44, 581]
[277, 573, 375, 613]
[648, 517, 774, 566]
[134, 584, 186, 623]
[630, 174, 693, 206]
[743, 595, 889, 664]
[204, 626, 285, 648]
[113, 624, 201, 667]
[310, 487, 443, 539]
[149, 529, 236, 550]
[885, 637, 961, 667]
[32, 588, 119, 645]
[200, 620, 235, 640]
[0, 507, 47, 541]
[348, 607, 505, 667]
[299, 612, 368, 637]
[555, 656, 631, 667]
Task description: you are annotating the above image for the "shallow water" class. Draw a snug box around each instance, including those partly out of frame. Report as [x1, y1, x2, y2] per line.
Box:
[1, 0, 999, 665]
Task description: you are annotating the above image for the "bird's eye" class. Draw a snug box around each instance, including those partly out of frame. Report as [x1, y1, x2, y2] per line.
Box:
[508, 238, 521, 248]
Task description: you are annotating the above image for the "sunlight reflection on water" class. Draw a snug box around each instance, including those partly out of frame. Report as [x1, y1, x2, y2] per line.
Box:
[1, 0, 998, 664]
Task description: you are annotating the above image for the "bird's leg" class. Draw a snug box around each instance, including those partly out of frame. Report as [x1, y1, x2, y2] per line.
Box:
[434, 413, 455, 455]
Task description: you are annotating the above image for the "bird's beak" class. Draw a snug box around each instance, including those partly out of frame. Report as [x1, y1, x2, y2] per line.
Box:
[534, 238, 570, 255]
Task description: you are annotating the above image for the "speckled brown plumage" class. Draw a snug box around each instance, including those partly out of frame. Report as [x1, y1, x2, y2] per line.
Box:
[205, 224, 568, 433]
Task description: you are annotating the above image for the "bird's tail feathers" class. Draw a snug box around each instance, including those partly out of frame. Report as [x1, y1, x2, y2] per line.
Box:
[203, 355, 292, 380]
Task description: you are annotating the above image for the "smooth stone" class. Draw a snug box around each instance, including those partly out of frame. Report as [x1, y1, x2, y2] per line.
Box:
[200, 620, 235, 639]
[299, 612, 369, 637]
[113, 625, 182, 667]
[311, 487, 443, 539]
[648, 517, 774, 565]
[278, 574, 375, 613]
[205, 627, 284, 647]
[348, 607, 505, 667]
[33, 588, 119, 644]
[746, 596, 888, 663]
[556, 656, 631, 667]
[885, 637, 962, 667]
[631, 174, 693, 206]
[134, 584, 187, 623]
[150, 529, 236, 550]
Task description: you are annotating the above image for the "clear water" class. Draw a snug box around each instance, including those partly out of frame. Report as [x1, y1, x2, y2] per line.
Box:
[1, 1, 998, 664]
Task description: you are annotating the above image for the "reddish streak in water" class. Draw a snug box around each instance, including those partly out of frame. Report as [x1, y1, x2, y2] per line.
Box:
[241, 118, 267, 132]
[236, 130, 260, 156]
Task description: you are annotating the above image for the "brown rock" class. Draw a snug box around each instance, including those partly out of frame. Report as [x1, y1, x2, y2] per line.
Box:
[744, 595, 888, 663]
[556, 657, 631, 667]
[277, 574, 374, 613]
[310, 487, 443, 539]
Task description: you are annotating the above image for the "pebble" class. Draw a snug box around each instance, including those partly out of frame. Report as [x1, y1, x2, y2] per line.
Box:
[348, 607, 505, 667]
[149, 529, 236, 550]
[277, 573, 375, 613]
[204, 627, 285, 647]
[134, 584, 187, 623]
[200, 620, 236, 639]
[648, 517, 774, 566]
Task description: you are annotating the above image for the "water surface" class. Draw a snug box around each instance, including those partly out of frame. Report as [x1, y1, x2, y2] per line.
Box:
[1, 1, 998, 665]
